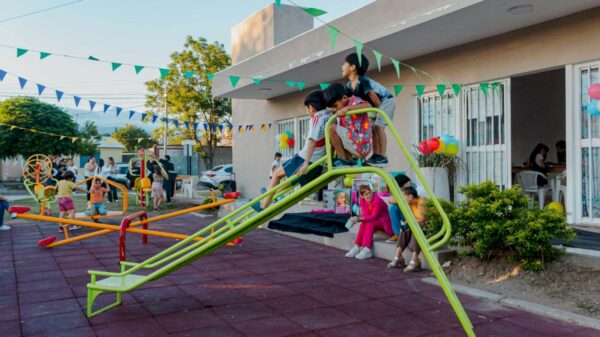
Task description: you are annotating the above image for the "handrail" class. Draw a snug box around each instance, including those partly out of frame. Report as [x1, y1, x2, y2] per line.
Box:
[323, 108, 451, 250]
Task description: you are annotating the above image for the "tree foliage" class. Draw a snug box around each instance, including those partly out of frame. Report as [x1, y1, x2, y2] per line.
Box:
[112, 124, 157, 152]
[76, 121, 101, 156]
[0, 97, 80, 159]
[145, 36, 231, 169]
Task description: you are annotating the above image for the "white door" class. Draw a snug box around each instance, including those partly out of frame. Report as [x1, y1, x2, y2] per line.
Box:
[572, 62, 600, 225]
[460, 80, 511, 190]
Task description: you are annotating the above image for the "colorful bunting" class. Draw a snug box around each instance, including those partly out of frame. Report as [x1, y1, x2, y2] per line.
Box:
[40, 52, 51, 60]
[480, 82, 489, 95]
[327, 25, 340, 52]
[18, 77, 27, 89]
[285, 81, 295, 88]
[193, 122, 199, 132]
[173, 120, 179, 128]
[111, 62, 122, 71]
[207, 73, 215, 80]
[353, 41, 364, 66]
[89, 100, 96, 111]
[297, 82, 305, 91]
[16, 48, 28, 57]
[103, 104, 110, 113]
[115, 107, 122, 116]
[159, 68, 170, 79]
[73, 96, 81, 107]
[134, 65, 144, 74]
[436, 84, 447, 97]
[393, 85, 403, 96]
[88, 55, 99, 61]
[0, 70, 6, 81]
[415, 84, 426, 97]
[55, 90, 63, 102]
[372, 50, 383, 72]
[302, 7, 327, 17]
[391, 59, 400, 79]
[184, 71, 194, 79]
[141, 113, 147, 121]
[184, 121, 190, 129]
[203, 123, 208, 131]
[319, 83, 330, 90]
[36, 84, 45, 96]
[275, 0, 281, 9]
[452, 84, 462, 96]
[229, 75, 240, 88]
[129, 111, 135, 119]
[152, 115, 158, 123]
[252, 78, 262, 85]
[491, 81, 500, 92]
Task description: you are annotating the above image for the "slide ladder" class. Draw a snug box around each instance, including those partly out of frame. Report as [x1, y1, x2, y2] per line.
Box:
[86, 108, 475, 337]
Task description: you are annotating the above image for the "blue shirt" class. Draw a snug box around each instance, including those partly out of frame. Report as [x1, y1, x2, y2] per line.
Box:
[346, 76, 393, 107]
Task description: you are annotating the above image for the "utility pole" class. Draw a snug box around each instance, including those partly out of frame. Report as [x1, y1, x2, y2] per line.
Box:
[163, 87, 168, 156]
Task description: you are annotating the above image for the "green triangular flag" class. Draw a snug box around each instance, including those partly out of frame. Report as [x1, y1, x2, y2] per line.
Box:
[297, 82, 305, 91]
[229, 75, 240, 88]
[184, 71, 194, 79]
[252, 78, 262, 85]
[159, 68, 170, 79]
[491, 81, 500, 92]
[391, 58, 401, 79]
[436, 84, 446, 97]
[319, 83, 330, 90]
[275, 0, 280, 8]
[372, 50, 383, 72]
[479, 82, 489, 95]
[327, 25, 340, 52]
[353, 41, 364, 66]
[111, 62, 122, 71]
[452, 84, 462, 96]
[39, 52, 51, 60]
[207, 73, 215, 80]
[393, 85, 403, 96]
[16, 48, 28, 57]
[134, 65, 144, 74]
[285, 81, 295, 88]
[416, 84, 426, 97]
[302, 7, 327, 17]
[88, 55, 99, 61]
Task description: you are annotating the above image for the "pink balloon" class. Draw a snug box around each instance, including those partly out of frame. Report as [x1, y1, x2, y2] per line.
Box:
[589, 83, 600, 100]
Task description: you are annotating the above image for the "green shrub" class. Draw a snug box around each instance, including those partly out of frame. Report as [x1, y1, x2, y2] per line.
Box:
[423, 198, 456, 237]
[423, 181, 575, 270]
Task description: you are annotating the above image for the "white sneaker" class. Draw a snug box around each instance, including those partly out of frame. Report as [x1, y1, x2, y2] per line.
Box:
[0, 225, 10, 230]
[345, 245, 360, 258]
[355, 247, 373, 260]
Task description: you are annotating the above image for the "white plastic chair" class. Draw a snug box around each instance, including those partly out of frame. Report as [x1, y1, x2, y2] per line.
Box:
[514, 171, 549, 209]
[180, 176, 199, 198]
[557, 172, 567, 203]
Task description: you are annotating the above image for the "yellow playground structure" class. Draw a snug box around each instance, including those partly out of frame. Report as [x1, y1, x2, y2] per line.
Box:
[22, 154, 58, 215]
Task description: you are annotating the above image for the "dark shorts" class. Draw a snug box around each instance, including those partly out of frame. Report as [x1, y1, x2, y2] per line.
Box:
[283, 154, 323, 186]
[397, 230, 421, 254]
[58, 197, 75, 212]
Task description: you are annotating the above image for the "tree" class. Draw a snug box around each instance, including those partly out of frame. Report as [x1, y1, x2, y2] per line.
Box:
[0, 97, 80, 159]
[112, 124, 157, 152]
[76, 121, 101, 156]
[145, 36, 231, 169]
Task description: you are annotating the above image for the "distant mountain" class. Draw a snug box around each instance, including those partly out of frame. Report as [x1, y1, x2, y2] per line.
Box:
[64, 107, 155, 134]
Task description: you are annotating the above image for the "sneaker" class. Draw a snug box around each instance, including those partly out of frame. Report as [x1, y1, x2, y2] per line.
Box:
[367, 155, 389, 166]
[387, 257, 406, 269]
[345, 245, 361, 258]
[355, 247, 373, 260]
[386, 234, 399, 243]
[250, 203, 264, 213]
[404, 260, 422, 272]
[70, 225, 82, 231]
[333, 159, 356, 167]
[0, 225, 10, 230]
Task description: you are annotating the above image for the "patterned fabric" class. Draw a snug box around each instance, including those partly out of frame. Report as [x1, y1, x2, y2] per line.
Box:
[339, 96, 373, 158]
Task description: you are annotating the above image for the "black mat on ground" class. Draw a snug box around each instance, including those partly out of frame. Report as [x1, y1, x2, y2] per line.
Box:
[553, 229, 600, 251]
[268, 212, 350, 237]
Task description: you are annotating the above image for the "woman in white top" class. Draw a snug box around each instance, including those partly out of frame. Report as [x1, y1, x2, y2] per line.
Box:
[103, 157, 119, 202]
[83, 157, 97, 202]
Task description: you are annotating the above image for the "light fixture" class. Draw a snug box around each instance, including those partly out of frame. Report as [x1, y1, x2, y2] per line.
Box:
[259, 88, 272, 92]
[507, 4, 533, 15]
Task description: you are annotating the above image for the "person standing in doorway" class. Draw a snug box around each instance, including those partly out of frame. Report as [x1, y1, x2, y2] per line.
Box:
[270, 152, 282, 179]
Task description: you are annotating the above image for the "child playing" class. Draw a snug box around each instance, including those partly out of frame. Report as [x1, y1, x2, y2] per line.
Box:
[85, 179, 109, 216]
[343, 53, 396, 166]
[323, 83, 373, 167]
[254, 90, 333, 211]
[56, 171, 85, 231]
[270, 152, 282, 179]
[151, 166, 168, 211]
[387, 186, 427, 272]
[345, 185, 393, 260]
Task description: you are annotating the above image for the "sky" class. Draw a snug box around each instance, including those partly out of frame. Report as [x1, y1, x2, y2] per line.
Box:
[0, 0, 373, 132]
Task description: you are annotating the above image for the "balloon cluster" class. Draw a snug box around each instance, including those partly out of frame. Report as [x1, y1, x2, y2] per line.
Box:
[275, 131, 295, 149]
[418, 135, 460, 157]
[587, 83, 600, 116]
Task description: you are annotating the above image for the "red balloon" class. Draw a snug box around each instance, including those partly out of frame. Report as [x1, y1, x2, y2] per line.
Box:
[426, 137, 440, 152]
[589, 83, 600, 100]
[287, 138, 295, 147]
[418, 141, 431, 154]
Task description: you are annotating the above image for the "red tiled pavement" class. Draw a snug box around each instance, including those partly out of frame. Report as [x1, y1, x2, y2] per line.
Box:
[0, 213, 598, 336]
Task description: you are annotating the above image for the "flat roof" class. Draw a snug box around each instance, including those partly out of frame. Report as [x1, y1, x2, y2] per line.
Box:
[214, 0, 600, 99]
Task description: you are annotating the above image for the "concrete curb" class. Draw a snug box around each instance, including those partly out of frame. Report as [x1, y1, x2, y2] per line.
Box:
[422, 277, 600, 330]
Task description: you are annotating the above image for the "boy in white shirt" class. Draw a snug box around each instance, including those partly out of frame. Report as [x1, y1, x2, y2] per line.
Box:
[254, 91, 333, 211]
[270, 152, 282, 179]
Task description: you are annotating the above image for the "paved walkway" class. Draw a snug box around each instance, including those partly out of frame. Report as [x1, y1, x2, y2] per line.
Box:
[0, 213, 597, 337]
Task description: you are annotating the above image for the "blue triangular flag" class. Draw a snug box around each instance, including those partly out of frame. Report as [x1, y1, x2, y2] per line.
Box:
[36, 84, 45, 95]
[129, 110, 135, 119]
[173, 120, 179, 128]
[115, 107, 122, 116]
[55, 90, 64, 102]
[89, 100, 96, 111]
[152, 115, 158, 123]
[218, 124, 224, 133]
[184, 121, 190, 129]
[73, 96, 81, 107]
[193, 122, 199, 131]
[103, 104, 110, 113]
[203, 123, 208, 131]
[211, 124, 217, 132]
[18, 77, 27, 89]
[141, 113, 147, 121]
[0, 69, 6, 81]
[162, 117, 168, 123]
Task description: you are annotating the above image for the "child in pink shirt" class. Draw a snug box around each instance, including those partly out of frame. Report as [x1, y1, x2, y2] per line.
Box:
[345, 185, 393, 260]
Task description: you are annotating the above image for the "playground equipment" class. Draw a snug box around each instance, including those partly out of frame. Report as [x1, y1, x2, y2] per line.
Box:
[19, 109, 475, 336]
[22, 154, 58, 215]
[129, 149, 167, 208]
[76, 175, 128, 220]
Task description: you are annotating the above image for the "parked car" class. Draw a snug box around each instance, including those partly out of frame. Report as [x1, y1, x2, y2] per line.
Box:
[200, 164, 236, 192]
[113, 163, 132, 189]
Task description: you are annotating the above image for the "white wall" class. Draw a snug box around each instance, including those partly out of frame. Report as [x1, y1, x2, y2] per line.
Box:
[511, 69, 566, 166]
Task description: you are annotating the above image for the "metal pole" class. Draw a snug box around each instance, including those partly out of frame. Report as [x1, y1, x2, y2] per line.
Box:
[163, 88, 168, 156]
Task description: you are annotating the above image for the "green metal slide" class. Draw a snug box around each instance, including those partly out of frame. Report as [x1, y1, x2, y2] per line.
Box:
[86, 108, 475, 337]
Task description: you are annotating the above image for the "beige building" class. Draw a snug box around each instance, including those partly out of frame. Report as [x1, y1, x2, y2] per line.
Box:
[214, 0, 600, 226]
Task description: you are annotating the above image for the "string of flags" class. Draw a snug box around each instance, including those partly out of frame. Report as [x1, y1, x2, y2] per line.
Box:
[0, 122, 90, 144]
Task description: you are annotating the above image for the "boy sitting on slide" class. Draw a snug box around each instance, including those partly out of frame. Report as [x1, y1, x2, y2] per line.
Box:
[254, 90, 333, 212]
